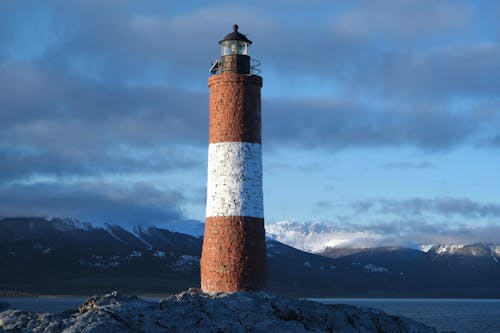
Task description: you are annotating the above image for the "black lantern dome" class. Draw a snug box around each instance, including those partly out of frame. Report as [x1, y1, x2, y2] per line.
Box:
[219, 24, 252, 45]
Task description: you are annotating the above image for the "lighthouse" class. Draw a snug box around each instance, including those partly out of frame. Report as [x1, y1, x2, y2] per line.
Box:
[200, 25, 267, 292]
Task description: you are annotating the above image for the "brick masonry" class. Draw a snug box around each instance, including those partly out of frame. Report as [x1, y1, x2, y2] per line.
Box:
[201, 72, 267, 292]
[201, 216, 267, 292]
[208, 73, 262, 144]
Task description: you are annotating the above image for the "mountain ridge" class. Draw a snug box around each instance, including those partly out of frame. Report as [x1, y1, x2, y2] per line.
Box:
[1, 217, 499, 298]
[266, 219, 500, 254]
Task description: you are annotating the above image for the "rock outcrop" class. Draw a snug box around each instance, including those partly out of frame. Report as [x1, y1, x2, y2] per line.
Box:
[0, 289, 438, 333]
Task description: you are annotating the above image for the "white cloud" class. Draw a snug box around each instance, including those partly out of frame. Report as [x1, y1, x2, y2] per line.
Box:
[266, 219, 500, 252]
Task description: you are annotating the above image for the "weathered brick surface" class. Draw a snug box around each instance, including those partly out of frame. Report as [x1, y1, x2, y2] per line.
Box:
[202, 72, 266, 292]
[208, 74, 262, 144]
[201, 216, 267, 292]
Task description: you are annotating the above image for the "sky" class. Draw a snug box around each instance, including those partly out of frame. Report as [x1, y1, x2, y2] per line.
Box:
[1, 0, 500, 245]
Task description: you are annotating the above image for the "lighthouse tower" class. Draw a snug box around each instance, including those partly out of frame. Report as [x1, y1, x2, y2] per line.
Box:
[201, 25, 267, 292]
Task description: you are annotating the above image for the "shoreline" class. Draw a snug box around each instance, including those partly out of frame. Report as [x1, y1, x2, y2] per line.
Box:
[1, 293, 499, 301]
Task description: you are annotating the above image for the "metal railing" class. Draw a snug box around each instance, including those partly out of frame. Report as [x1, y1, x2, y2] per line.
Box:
[209, 58, 262, 75]
[250, 58, 261, 75]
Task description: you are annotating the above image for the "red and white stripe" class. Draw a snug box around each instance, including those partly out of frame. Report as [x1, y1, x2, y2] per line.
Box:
[201, 73, 267, 292]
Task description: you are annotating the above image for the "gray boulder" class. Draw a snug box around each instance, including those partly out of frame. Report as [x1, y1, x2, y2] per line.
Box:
[0, 289, 438, 333]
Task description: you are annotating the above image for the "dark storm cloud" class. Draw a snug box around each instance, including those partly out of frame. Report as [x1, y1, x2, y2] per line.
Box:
[0, 181, 185, 227]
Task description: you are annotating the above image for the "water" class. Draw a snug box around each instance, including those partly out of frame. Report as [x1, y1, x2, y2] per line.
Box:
[311, 298, 500, 333]
[0, 297, 85, 314]
[1, 297, 500, 333]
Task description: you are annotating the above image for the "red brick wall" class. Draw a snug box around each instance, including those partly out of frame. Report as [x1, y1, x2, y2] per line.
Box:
[201, 73, 267, 293]
[208, 74, 262, 144]
[201, 216, 267, 292]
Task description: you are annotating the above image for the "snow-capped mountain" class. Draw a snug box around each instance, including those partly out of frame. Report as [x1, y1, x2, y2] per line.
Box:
[265, 220, 379, 253]
[428, 244, 500, 263]
[430, 244, 466, 254]
[0, 217, 341, 296]
[1, 217, 500, 297]
[265, 220, 500, 256]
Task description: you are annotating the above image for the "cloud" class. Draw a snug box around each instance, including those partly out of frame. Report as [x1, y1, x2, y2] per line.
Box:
[0, 2, 275, 84]
[1, 1, 499, 155]
[0, 181, 186, 227]
[484, 134, 500, 148]
[263, 96, 482, 151]
[305, 197, 500, 249]
[332, 0, 472, 40]
[266, 219, 500, 252]
[380, 161, 434, 170]
[352, 197, 500, 219]
[0, 60, 207, 181]
[1, 1, 499, 225]
[316, 201, 338, 210]
[363, 43, 500, 100]
[355, 221, 500, 248]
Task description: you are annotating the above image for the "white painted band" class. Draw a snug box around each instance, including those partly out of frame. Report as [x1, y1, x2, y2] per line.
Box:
[206, 142, 264, 218]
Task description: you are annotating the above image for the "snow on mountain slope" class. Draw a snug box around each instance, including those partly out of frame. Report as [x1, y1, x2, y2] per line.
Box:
[428, 244, 500, 263]
[432, 244, 465, 254]
[105, 224, 127, 244]
[50, 218, 94, 232]
[265, 220, 380, 253]
[419, 244, 434, 252]
[265, 220, 500, 257]
[490, 246, 498, 263]
[132, 226, 155, 249]
[489, 245, 500, 256]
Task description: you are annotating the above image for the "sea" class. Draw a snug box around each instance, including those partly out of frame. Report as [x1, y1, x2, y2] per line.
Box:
[1, 297, 500, 333]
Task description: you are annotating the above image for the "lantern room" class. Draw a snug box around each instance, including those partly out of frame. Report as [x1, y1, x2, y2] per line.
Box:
[211, 24, 253, 75]
[219, 24, 252, 56]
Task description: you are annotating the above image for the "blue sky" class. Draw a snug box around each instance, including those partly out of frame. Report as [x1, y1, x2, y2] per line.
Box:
[1, 1, 500, 244]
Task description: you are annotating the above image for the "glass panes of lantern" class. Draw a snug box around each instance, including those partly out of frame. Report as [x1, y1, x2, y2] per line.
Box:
[221, 41, 249, 56]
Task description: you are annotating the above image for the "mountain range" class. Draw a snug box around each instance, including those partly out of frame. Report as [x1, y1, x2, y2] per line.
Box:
[1, 217, 499, 297]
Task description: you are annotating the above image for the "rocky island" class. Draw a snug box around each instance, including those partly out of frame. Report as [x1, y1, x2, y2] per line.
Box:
[0, 289, 439, 333]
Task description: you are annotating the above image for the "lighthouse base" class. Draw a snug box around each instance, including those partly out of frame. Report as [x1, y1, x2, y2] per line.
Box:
[200, 216, 267, 292]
